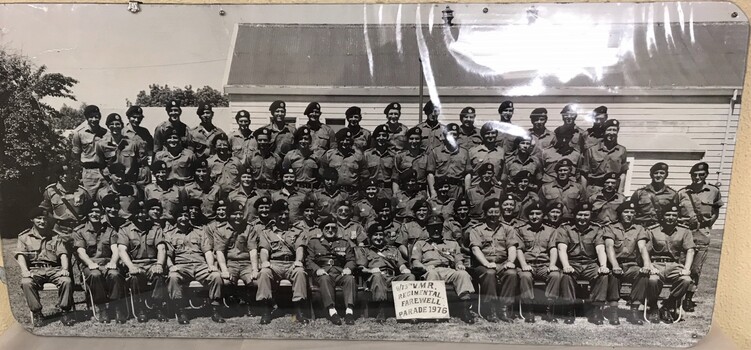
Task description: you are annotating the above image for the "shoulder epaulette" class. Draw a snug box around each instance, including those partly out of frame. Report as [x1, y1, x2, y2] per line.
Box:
[73, 223, 86, 231]
[45, 183, 56, 190]
[18, 228, 32, 236]
[676, 223, 690, 229]
[647, 223, 661, 230]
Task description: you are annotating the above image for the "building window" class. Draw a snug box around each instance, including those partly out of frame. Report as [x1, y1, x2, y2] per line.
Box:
[325, 118, 346, 132]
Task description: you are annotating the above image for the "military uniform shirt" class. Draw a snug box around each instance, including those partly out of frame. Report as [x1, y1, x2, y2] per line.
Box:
[357, 245, 406, 275]
[677, 184, 723, 227]
[164, 225, 212, 264]
[184, 182, 223, 219]
[589, 192, 626, 224]
[466, 184, 504, 218]
[512, 191, 540, 220]
[412, 239, 463, 267]
[124, 124, 154, 156]
[260, 123, 296, 156]
[153, 120, 192, 153]
[208, 221, 250, 261]
[457, 126, 482, 150]
[154, 148, 197, 182]
[73, 221, 117, 262]
[71, 124, 108, 163]
[363, 148, 396, 184]
[503, 154, 543, 184]
[271, 188, 308, 222]
[517, 223, 557, 265]
[95, 133, 146, 177]
[393, 190, 428, 220]
[305, 237, 356, 271]
[428, 197, 455, 221]
[41, 183, 90, 222]
[227, 187, 261, 221]
[336, 220, 367, 246]
[380, 123, 408, 151]
[144, 183, 186, 221]
[539, 180, 587, 219]
[307, 123, 337, 152]
[228, 129, 256, 159]
[468, 222, 521, 263]
[213, 155, 244, 193]
[258, 224, 307, 260]
[350, 127, 371, 151]
[282, 149, 320, 184]
[631, 184, 679, 223]
[541, 147, 582, 183]
[646, 224, 695, 261]
[415, 121, 445, 151]
[15, 228, 70, 265]
[190, 125, 226, 158]
[426, 146, 470, 180]
[529, 128, 555, 154]
[554, 224, 604, 264]
[319, 148, 367, 187]
[468, 144, 505, 180]
[117, 221, 165, 261]
[393, 150, 430, 183]
[581, 142, 629, 180]
[601, 223, 649, 263]
[312, 189, 350, 218]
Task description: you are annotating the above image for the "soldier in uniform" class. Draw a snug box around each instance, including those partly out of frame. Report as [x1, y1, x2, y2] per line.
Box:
[631, 162, 680, 227]
[427, 123, 471, 199]
[153, 100, 192, 153]
[495, 100, 518, 154]
[583, 106, 609, 150]
[154, 127, 197, 189]
[298, 199, 322, 241]
[73, 200, 126, 323]
[466, 163, 504, 221]
[553, 104, 586, 153]
[677, 162, 722, 312]
[208, 134, 240, 193]
[228, 110, 255, 160]
[509, 171, 540, 220]
[15, 207, 75, 327]
[444, 197, 474, 265]
[412, 215, 475, 324]
[184, 159, 223, 220]
[468, 122, 506, 184]
[516, 203, 561, 323]
[143, 160, 186, 225]
[190, 103, 226, 159]
[357, 223, 415, 323]
[503, 137, 543, 187]
[332, 200, 368, 251]
[124, 105, 154, 186]
[96, 163, 142, 219]
[282, 126, 320, 194]
[71, 104, 108, 196]
[344, 106, 371, 151]
[306, 217, 358, 325]
[368, 198, 402, 246]
[96, 113, 147, 184]
[643, 205, 696, 323]
[364, 125, 396, 198]
[380, 102, 408, 151]
[589, 173, 626, 225]
[393, 127, 430, 193]
[164, 203, 224, 324]
[545, 202, 565, 228]
[581, 119, 628, 193]
[261, 100, 296, 157]
[555, 203, 609, 325]
[428, 177, 456, 221]
[393, 170, 428, 223]
[116, 200, 169, 322]
[312, 168, 350, 218]
[256, 200, 311, 324]
[416, 100, 445, 151]
[457, 107, 482, 149]
[271, 168, 309, 223]
[395, 200, 432, 259]
[528, 108, 555, 155]
[500, 194, 526, 228]
[468, 199, 521, 323]
[303, 102, 337, 152]
[228, 166, 262, 221]
[40, 164, 91, 237]
[541, 125, 583, 184]
[601, 201, 650, 325]
[538, 159, 587, 222]
[319, 128, 367, 197]
[246, 127, 282, 192]
[353, 179, 379, 225]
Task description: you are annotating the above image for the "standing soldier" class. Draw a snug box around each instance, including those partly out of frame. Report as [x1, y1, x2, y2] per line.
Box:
[227, 166, 262, 221]
[40, 164, 91, 237]
[428, 177, 456, 221]
[393, 170, 428, 223]
[357, 223, 416, 323]
[589, 173, 626, 225]
[393, 127, 430, 193]
[246, 128, 282, 192]
[282, 126, 320, 194]
[631, 162, 679, 227]
[677, 162, 722, 312]
[395, 200, 432, 259]
[456, 107, 482, 150]
[228, 110, 255, 160]
[516, 203, 561, 323]
[503, 137, 543, 187]
[73, 200, 126, 323]
[554, 104, 586, 153]
[539, 159, 587, 222]
[153, 100, 192, 153]
[555, 203, 609, 325]
[271, 168, 309, 223]
[96, 163, 142, 219]
[143, 160, 186, 225]
[444, 197, 474, 265]
[262, 100, 296, 157]
[583, 106, 609, 150]
[332, 200, 368, 250]
[209, 134, 240, 193]
[468, 199, 521, 323]
[510, 171, 540, 221]
[353, 180, 380, 225]
[528, 108, 555, 155]
[154, 127, 197, 189]
[117, 200, 169, 322]
[601, 201, 650, 325]
[184, 159, 223, 220]
[15, 207, 75, 327]
[426, 123, 471, 199]
[344, 106, 371, 151]
[380, 102, 408, 151]
[466, 164, 504, 221]
[496, 100, 519, 154]
[364, 125, 396, 198]
[368, 198, 402, 246]
[96, 113, 146, 184]
[306, 217, 358, 325]
[312, 168, 350, 219]
[412, 215, 476, 324]
[298, 199, 322, 241]
[303, 102, 337, 152]
[164, 203, 224, 324]
[256, 200, 311, 324]
[580, 119, 628, 193]
[71, 104, 108, 196]
[541, 125, 583, 184]
[319, 129, 367, 197]
[190, 103, 226, 159]
[469, 122, 506, 184]
[416, 100, 445, 151]
[124, 106, 154, 186]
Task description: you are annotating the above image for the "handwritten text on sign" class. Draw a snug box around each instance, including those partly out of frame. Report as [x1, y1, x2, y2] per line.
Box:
[392, 281, 450, 320]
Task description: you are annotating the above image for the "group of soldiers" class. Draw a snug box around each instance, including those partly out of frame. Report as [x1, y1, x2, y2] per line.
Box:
[15, 99, 721, 328]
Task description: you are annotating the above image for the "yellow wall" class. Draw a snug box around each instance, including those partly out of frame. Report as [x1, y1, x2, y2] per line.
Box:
[1, 0, 751, 348]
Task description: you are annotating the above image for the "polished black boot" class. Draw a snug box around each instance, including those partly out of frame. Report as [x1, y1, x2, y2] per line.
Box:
[683, 292, 696, 312]
[589, 305, 604, 325]
[375, 302, 387, 324]
[484, 302, 499, 323]
[607, 306, 620, 325]
[260, 302, 272, 325]
[295, 301, 310, 324]
[211, 304, 225, 323]
[626, 306, 644, 325]
[542, 304, 557, 323]
[461, 300, 475, 324]
[60, 309, 76, 326]
[563, 305, 575, 324]
[115, 302, 128, 324]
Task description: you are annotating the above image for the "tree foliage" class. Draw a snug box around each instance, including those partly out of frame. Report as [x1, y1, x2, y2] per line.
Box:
[133, 84, 229, 107]
[54, 103, 87, 130]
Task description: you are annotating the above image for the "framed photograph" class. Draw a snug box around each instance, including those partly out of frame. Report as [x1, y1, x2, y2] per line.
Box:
[0, 2, 746, 347]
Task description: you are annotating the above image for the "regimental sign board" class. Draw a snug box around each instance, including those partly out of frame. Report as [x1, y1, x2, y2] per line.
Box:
[392, 281, 450, 320]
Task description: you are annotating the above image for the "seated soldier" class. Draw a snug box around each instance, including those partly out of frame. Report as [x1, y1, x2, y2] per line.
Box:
[96, 163, 142, 219]
[589, 173, 626, 225]
[144, 160, 186, 225]
[164, 202, 224, 324]
[644, 205, 695, 324]
[428, 177, 456, 221]
[510, 170, 540, 221]
[468, 199, 521, 323]
[184, 158, 223, 220]
[312, 167, 350, 218]
[556, 203, 609, 325]
[257, 200, 310, 325]
[368, 198, 402, 247]
[228, 165, 262, 222]
[117, 199, 169, 322]
[602, 201, 650, 325]
[15, 207, 75, 327]
[393, 169, 428, 222]
[395, 200, 431, 260]
[545, 202, 565, 229]
[333, 199, 368, 248]
[466, 163, 504, 221]
[412, 215, 475, 324]
[357, 223, 415, 323]
[73, 199, 126, 323]
[516, 203, 562, 323]
[444, 197, 474, 268]
[354, 179, 380, 225]
[271, 168, 308, 223]
[306, 217, 358, 325]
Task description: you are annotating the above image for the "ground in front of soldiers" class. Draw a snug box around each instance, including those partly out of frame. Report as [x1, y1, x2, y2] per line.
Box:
[1, 231, 723, 347]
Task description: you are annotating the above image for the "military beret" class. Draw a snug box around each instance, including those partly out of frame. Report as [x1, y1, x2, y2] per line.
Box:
[127, 200, 147, 215]
[603, 119, 620, 129]
[345, 106, 362, 119]
[294, 126, 312, 141]
[362, 179, 379, 189]
[411, 199, 430, 212]
[125, 106, 143, 118]
[235, 110, 250, 120]
[83, 199, 103, 214]
[83, 105, 101, 118]
[213, 198, 230, 211]
[299, 199, 317, 211]
[227, 201, 244, 214]
[603, 172, 620, 181]
[661, 204, 680, 216]
[574, 202, 593, 213]
[318, 216, 337, 230]
[107, 163, 126, 177]
[373, 124, 390, 136]
[422, 100, 436, 115]
[593, 106, 608, 115]
[514, 136, 532, 147]
[254, 196, 272, 209]
[530, 108, 548, 119]
[555, 159, 574, 170]
[28, 206, 48, 219]
[101, 194, 120, 209]
[374, 198, 392, 211]
[405, 126, 422, 138]
[480, 121, 499, 135]
[501, 194, 516, 204]
[270, 199, 289, 213]
[165, 99, 181, 111]
[52, 164, 68, 176]
[498, 100, 514, 113]
[513, 170, 532, 181]
[367, 223, 386, 235]
[445, 123, 460, 134]
[398, 169, 417, 183]
[282, 167, 296, 177]
[239, 164, 254, 175]
[453, 196, 471, 210]
[482, 199, 502, 212]
[616, 200, 637, 214]
[524, 202, 545, 216]
[105, 113, 122, 125]
[304, 102, 321, 115]
[165, 126, 181, 137]
[384, 102, 401, 114]
[650, 162, 669, 174]
[144, 198, 162, 210]
[426, 215, 444, 226]
[196, 103, 213, 115]
[460, 106, 476, 116]
[560, 104, 578, 114]
[185, 198, 203, 208]
[335, 199, 352, 209]
[554, 124, 575, 138]
[253, 127, 272, 139]
[335, 128, 354, 142]
[151, 160, 169, 172]
[434, 176, 450, 188]
[269, 100, 286, 112]
[321, 167, 339, 180]
[175, 204, 190, 216]
[478, 163, 495, 175]
[546, 201, 564, 212]
[690, 162, 709, 174]
[194, 158, 209, 171]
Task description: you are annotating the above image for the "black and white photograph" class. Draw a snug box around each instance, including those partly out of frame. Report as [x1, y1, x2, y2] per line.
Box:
[0, 2, 746, 347]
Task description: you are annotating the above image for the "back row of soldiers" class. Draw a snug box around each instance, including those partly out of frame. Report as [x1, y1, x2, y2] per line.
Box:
[16, 99, 721, 327]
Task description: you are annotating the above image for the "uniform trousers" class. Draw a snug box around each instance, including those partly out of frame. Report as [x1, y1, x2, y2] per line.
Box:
[313, 269, 356, 308]
[368, 272, 415, 301]
[257, 260, 308, 302]
[226, 260, 257, 285]
[606, 262, 644, 306]
[81, 168, 105, 197]
[167, 262, 222, 301]
[689, 228, 711, 292]
[425, 266, 475, 300]
[518, 264, 562, 301]
[647, 261, 693, 305]
[473, 265, 518, 305]
[127, 261, 167, 302]
[81, 265, 125, 305]
[21, 266, 74, 313]
[560, 261, 608, 304]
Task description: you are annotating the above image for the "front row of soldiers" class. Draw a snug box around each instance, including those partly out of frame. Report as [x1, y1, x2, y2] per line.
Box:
[16, 188, 698, 327]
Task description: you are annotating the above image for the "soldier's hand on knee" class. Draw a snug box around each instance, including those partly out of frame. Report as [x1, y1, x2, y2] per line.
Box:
[316, 269, 327, 276]
[208, 265, 218, 273]
[261, 262, 271, 269]
[250, 270, 260, 280]
[598, 266, 610, 275]
[294, 261, 303, 268]
[650, 267, 660, 275]
[562, 266, 575, 274]
[485, 262, 497, 269]
[457, 264, 466, 271]
[343, 268, 352, 275]
[105, 262, 118, 270]
[371, 268, 382, 274]
[220, 271, 230, 279]
[679, 268, 690, 276]
[87, 263, 100, 270]
[640, 267, 650, 275]
[59, 269, 70, 277]
[21, 270, 32, 278]
[548, 266, 559, 272]
[504, 262, 517, 270]
[520, 264, 531, 272]
[401, 268, 412, 275]
[151, 265, 164, 275]
[169, 265, 179, 273]
[612, 267, 623, 275]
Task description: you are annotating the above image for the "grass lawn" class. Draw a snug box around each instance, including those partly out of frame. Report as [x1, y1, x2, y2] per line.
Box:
[0, 231, 722, 347]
